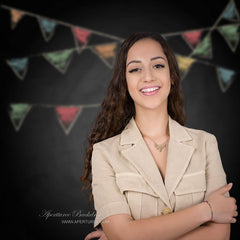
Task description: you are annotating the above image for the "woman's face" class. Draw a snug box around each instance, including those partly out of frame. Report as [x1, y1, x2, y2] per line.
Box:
[126, 38, 171, 113]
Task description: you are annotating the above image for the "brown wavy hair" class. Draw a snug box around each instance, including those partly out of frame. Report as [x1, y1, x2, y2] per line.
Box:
[81, 32, 185, 204]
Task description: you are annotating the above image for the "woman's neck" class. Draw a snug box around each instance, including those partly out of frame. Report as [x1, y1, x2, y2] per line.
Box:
[135, 108, 169, 140]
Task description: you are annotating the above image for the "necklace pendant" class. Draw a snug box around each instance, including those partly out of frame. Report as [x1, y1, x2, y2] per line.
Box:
[154, 142, 166, 152]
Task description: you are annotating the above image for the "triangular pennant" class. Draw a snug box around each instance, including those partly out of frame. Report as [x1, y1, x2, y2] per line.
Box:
[42, 49, 74, 74]
[91, 43, 117, 68]
[216, 67, 236, 92]
[218, 24, 240, 52]
[182, 30, 203, 49]
[9, 103, 32, 131]
[72, 27, 91, 52]
[222, 1, 239, 21]
[6, 57, 29, 80]
[37, 17, 57, 42]
[192, 34, 212, 58]
[10, 9, 25, 30]
[55, 106, 82, 135]
[175, 54, 196, 80]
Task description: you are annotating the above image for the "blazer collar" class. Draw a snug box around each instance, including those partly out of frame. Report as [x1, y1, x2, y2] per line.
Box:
[120, 115, 195, 209]
[120, 115, 192, 144]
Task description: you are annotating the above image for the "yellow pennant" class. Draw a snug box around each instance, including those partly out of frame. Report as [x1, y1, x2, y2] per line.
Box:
[175, 55, 196, 79]
[10, 9, 25, 29]
[94, 43, 117, 58]
[92, 43, 117, 68]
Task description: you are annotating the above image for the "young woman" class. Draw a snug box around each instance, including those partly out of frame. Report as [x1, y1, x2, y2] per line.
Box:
[82, 32, 237, 240]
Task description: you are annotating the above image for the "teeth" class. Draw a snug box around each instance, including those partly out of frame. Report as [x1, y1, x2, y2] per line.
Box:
[141, 87, 159, 93]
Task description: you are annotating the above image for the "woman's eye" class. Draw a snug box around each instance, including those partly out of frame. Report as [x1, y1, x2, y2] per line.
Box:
[154, 64, 165, 69]
[128, 68, 141, 73]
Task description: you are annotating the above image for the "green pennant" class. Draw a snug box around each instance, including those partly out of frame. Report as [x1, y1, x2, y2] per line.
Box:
[218, 24, 240, 52]
[9, 103, 32, 131]
[192, 34, 212, 58]
[43, 49, 74, 74]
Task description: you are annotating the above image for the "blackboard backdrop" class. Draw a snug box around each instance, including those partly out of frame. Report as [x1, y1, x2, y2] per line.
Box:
[1, 0, 240, 239]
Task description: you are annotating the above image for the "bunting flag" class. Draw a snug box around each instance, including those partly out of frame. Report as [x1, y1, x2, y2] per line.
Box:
[55, 106, 83, 134]
[8, 103, 32, 131]
[7, 103, 100, 133]
[217, 24, 240, 52]
[91, 43, 118, 68]
[10, 9, 25, 29]
[37, 17, 57, 42]
[175, 55, 196, 80]
[216, 67, 236, 92]
[72, 27, 91, 52]
[6, 57, 29, 80]
[222, 0, 239, 21]
[42, 49, 74, 74]
[192, 34, 212, 58]
[182, 30, 203, 49]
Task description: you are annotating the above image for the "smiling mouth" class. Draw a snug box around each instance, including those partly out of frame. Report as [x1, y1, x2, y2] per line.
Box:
[140, 86, 160, 93]
[139, 86, 161, 96]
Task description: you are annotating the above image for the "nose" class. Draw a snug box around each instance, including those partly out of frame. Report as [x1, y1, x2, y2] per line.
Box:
[143, 68, 154, 82]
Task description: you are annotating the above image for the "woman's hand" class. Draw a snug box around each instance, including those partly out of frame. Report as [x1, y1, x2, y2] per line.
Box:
[206, 183, 238, 224]
[84, 229, 108, 240]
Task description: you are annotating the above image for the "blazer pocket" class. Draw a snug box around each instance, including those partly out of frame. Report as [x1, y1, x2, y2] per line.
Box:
[174, 171, 206, 211]
[116, 173, 158, 220]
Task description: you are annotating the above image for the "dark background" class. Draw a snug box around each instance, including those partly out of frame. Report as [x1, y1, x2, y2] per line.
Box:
[1, 0, 240, 239]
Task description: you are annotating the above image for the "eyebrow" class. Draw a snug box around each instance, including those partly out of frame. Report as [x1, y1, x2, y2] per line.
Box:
[126, 56, 166, 66]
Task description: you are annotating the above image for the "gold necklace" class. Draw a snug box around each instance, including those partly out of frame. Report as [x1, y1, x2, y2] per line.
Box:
[144, 136, 169, 152]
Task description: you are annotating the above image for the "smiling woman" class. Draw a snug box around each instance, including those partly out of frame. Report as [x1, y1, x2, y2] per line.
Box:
[81, 32, 237, 240]
[126, 38, 171, 112]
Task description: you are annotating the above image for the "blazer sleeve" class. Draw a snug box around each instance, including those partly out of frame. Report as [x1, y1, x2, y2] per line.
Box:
[204, 133, 229, 199]
[91, 143, 131, 229]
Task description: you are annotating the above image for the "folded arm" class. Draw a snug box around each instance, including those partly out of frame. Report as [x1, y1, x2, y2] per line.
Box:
[101, 184, 235, 240]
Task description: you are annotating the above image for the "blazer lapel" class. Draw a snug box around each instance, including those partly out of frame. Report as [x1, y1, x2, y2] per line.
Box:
[164, 117, 195, 198]
[120, 118, 171, 208]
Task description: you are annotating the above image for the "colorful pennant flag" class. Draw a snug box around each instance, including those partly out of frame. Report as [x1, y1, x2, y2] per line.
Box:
[6, 57, 29, 80]
[72, 27, 91, 52]
[216, 67, 236, 92]
[91, 43, 117, 68]
[218, 24, 240, 52]
[55, 106, 82, 134]
[42, 49, 74, 74]
[10, 9, 25, 29]
[37, 17, 57, 42]
[9, 103, 32, 131]
[192, 34, 212, 58]
[175, 55, 196, 80]
[222, 0, 239, 21]
[182, 30, 203, 49]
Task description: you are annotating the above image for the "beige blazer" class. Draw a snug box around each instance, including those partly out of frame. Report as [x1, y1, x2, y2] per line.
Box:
[91, 116, 228, 229]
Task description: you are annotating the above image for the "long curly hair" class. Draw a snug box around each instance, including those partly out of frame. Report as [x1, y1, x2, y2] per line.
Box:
[81, 32, 185, 204]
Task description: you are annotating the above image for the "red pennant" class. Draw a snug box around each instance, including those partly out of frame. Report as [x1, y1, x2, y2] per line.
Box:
[182, 30, 202, 49]
[73, 27, 91, 45]
[55, 106, 82, 134]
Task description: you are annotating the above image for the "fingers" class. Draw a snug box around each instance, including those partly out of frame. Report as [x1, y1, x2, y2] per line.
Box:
[233, 211, 238, 217]
[85, 230, 104, 240]
[231, 217, 237, 224]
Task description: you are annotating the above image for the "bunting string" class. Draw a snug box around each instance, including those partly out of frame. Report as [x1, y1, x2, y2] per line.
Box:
[1, 0, 240, 94]
[3, 0, 240, 135]
[1, 4, 123, 42]
[8, 103, 100, 134]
